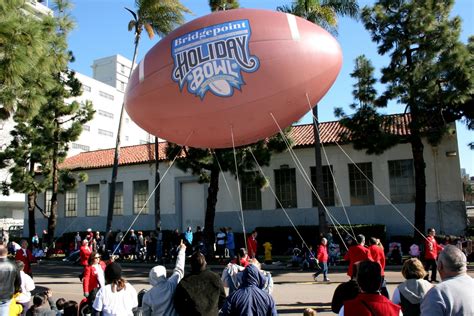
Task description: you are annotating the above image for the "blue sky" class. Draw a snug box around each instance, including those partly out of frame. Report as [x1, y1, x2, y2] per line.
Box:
[65, 0, 473, 175]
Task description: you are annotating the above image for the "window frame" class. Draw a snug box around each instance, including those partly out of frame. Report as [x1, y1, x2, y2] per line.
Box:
[86, 184, 100, 216]
[388, 159, 416, 203]
[133, 180, 149, 214]
[274, 167, 297, 209]
[348, 162, 374, 205]
[310, 165, 336, 207]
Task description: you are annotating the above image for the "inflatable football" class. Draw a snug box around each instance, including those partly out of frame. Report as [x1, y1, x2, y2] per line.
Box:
[125, 9, 342, 148]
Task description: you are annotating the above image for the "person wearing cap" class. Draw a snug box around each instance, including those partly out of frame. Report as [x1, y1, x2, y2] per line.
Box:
[80, 239, 92, 267]
[92, 262, 138, 315]
[142, 240, 186, 315]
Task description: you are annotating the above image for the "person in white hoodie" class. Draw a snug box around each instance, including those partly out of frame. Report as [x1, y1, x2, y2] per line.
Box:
[142, 240, 186, 316]
[16, 260, 35, 315]
[392, 258, 432, 316]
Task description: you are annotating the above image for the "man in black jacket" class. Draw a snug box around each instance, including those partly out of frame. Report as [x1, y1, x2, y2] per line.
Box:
[0, 241, 21, 314]
[174, 251, 226, 316]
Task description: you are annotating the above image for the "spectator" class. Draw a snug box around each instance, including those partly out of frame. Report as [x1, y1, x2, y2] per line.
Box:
[220, 264, 277, 316]
[314, 238, 330, 282]
[15, 240, 35, 277]
[221, 262, 245, 296]
[83, 251, 106, 310]
[16, 260, 35, 315]
[174, 251, 226, 316]
[303, 308, 317, 316]
[424, 228, 443, 282]
[344, 234, 373, 278]
[26, 290, 58, 316]
[216, 228, 227, 262]
[142, 240, 186, 315]
[62, 300, 78, 316]
[247, 230, 258, 259]
[237, 248, 250, 267]
[368, 237, 388, 298]
[128, 230, 138, 261]
[331, 263, 360, 314]
[339, 261, 401, 316]
[409, 243, 420, 258]
[74, 232, 82, 251]
[79, 239, 92, 267]
[226, 227, 235, 259]
[392, 258, 432, 316]
[420, 245, 474, 315]
[0, 242, 21, 315]
[92, 262, 138, 315]
[184, 226, 193, 248]
[31, 234, 39, 249]
[56, 298, 66, 315]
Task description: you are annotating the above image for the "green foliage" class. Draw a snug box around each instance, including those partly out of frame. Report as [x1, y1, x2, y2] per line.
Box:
[209, 0, 239, 12]
[277, 0, 359, 35]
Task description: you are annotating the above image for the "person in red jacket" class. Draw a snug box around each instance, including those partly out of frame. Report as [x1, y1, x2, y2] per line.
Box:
[15, 239, 35, 277]
[340, 260, 401, 316]
[313, 237, 330, 282]
[83, 251, 106, 310]
[424, 227, 443, 282]
[246, 230, 258, 259]
[344, 235, 373, 278]
[368, 237, 388, 298]
[79, 239, 92, 267]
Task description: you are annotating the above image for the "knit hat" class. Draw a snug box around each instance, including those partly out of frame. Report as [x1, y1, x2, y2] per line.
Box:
[105, 262, 122, 282]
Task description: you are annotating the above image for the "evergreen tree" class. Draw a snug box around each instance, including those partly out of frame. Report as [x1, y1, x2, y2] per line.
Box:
[0, 0, 94, 238]
[337, 0, 473, 240]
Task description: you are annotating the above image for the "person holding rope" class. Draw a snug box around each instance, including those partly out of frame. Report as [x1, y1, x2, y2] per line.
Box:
[313, 238, 330, 282]
[344, 235, 373, 278]
[423, 228, 443, 283]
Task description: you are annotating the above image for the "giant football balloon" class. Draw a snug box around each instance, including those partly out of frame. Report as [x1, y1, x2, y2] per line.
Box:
[125, 9, 342, 148]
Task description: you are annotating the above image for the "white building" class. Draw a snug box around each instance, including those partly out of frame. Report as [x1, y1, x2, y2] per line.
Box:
[28, 115, 467, 238]
[1, 54, 150, 228]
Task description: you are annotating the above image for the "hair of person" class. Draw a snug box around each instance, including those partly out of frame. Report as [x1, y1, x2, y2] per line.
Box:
[190, 251, 207, 273]
[56, 298, 67, 310]
[368, 237, 378, 246]
[401, 258, 427, 279]
[0, 243, 8, 257]
[356, 234, 365, 244]
[16, 260, 25, 270]
[438, 245, 467, 273]
[238, 248, 247, 257]
[427, 228, 435, 233]
[88, 251, 98, 266]
[303, 308, 317, 316]
[105, 262, 126, 292]
[32, 293, 46, 307]
[63, 300, 78, 316]
[357, 261, 382, 293]
[321, 237, 327, 243]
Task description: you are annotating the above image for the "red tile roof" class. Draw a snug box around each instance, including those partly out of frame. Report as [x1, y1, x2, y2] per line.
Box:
[61, 114, 411, 171]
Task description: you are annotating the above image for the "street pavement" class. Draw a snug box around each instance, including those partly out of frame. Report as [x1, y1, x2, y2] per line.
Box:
[30, 261, 474, 315]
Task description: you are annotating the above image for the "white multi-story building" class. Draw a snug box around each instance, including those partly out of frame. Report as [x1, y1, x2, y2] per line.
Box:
[1, 54, 151, 228]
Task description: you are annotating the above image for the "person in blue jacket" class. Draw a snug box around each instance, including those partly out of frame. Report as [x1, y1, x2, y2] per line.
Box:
[219, 264, 277, 316]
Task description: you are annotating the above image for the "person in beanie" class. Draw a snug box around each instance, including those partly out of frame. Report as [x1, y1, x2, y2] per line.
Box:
[142, 240, 186, 315]
[92, 262, 138, 315]
[174, 251, 226, 316]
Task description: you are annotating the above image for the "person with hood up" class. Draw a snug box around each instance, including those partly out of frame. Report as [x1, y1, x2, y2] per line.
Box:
[219, 264, 277, 316]
[142, 240, 186, 316]
[392, 258, 432, 316]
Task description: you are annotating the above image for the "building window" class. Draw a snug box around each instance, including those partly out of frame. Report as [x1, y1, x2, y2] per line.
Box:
[65, 190, 77, 217]
[98, 109, 114, 119]
[86, 184, 100, 216]
[98, 129, 113, 137]
[82, 85, 91, 92]
[389, 159, 415, 203]
[241, 172, 262, 210]
[72, 143, 90, 151]
[99, 91, 114, 100]
[133, 180, 148, 214]
[119, 81, 126, 91]
[274, 167, 297, 208]
[310, 166, 335, 207]
[125, 118, 130, 124]
[83, 125, 90, 131]
[44, 189, 52, 217]
[349, 163, 374, 205]
[113, 182, 123, 215]
[120, 64, 125, 74]
[125, 136, 129, 141]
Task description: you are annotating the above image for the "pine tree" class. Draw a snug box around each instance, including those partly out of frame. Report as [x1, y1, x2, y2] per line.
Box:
[337, 0, 473, 240]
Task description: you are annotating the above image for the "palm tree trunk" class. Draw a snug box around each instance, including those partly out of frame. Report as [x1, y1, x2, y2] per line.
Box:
[106, 38, 141, 235]
[312, 105, 328, 235]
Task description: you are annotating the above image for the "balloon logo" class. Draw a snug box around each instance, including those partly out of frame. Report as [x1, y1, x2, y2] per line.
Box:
[125, 9, 343, 149]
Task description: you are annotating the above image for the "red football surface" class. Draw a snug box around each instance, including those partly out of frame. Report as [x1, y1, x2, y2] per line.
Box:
[125, 8, 342, 149]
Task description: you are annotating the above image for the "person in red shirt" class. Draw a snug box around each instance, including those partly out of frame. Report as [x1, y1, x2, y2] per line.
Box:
[368, 237, 388, 298]
[424, 228, 443, 282]
[15, 239, 35, 277]
[314, 237, 330, 282]
[340, 261, 401, 316]
[344, 235, 373, 278]
[246, 230, 258, 259]
[79, 239, 92, 267]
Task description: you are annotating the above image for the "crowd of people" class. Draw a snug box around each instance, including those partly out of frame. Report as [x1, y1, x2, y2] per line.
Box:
[1, 226, 473, 316]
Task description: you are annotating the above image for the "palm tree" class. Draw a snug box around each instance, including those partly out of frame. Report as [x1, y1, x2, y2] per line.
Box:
[277, 0, 359, 234]
[106, 0, 191, 235]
